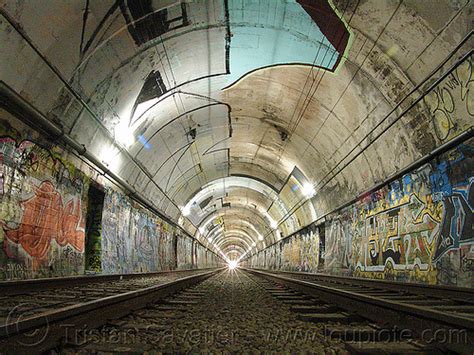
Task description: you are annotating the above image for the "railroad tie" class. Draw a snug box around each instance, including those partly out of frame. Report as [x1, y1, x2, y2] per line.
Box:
[296, 312, 353, 323]
[344, 340, 435, 354]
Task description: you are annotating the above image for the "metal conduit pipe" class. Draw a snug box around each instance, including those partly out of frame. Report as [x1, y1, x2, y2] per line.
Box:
[0, 81, 221, 258]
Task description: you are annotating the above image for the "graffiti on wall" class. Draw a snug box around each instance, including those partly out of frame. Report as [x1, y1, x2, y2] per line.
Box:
[280, 230, 320, 272]
[249, 141, 473, 287]
[195, 244, 207, 269]
[424, 55, 473, 142]
[103, 189, 150, 273]
[5, 181, 85, 262]
[177, 234, 194, 270]
[0, 135, 88, 279]
[133, 210, 159, 272]
[101, 188, 183, 274]
[325, 142, 474, 286]
[325, 216, 352, 272]
[193, 244, 219, 269]
[267, 244, 279, 270]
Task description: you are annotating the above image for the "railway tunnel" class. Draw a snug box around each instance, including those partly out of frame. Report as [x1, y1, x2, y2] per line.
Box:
[0, 0, 472, 353]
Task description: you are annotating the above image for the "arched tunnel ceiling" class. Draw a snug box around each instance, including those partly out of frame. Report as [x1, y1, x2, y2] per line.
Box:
[0, 0, 471, 259]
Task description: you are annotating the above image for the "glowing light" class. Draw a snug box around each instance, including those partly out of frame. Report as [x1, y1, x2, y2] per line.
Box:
[302, 183, 316, 198]
[199, 227, 205, 235]
[207, 237, 212, 243]
[100, 145, 119, 167]
[115, 121, 135, 147]
[180, 205, 191, 216]
[386, 45, 399, 57]
[258, 234, 264, 241]
[252, 242, 256, 247]
[270, 220, 278, 229]
[228, 260, 238, 270]
[138, 135, 152, 150]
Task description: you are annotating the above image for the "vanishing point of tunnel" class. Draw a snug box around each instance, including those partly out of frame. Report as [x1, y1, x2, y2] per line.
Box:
[0, 0, 472, 353]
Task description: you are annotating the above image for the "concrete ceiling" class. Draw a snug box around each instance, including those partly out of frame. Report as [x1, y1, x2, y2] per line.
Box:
[0, 0, 471, 259]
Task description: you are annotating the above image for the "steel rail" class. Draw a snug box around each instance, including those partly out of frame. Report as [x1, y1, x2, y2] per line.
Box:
[245, 269, 474, 332]
[0, 268, 223, 353]
[250, 268, 474, 301]
[0, 268, 220, 295]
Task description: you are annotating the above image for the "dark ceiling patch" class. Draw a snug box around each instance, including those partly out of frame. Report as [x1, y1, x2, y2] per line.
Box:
[296, 0, 350, 55]
[123, 0, 189, 46]
[81, 1, 190, 57]
[199, 196, 214, 210]
[136, 70, 167, 105]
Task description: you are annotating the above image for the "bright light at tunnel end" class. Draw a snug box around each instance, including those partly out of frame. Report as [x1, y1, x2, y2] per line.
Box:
[228, 260, 238, 270]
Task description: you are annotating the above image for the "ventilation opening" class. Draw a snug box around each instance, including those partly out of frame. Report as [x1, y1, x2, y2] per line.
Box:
[318, 224, 325, 269]
[84, 183, 105, 273]
[173, 233, 178, 270]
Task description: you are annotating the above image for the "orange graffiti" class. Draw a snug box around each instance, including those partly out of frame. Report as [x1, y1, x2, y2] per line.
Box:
[59, 198, 85, 251]
[4, 181, 85, 268]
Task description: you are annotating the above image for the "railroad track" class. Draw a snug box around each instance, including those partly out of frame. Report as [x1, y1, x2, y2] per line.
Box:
[0, 268, 218, 322]
[0, 268, 222, 353]
[3, 267, 472, 353]
[59, 268, 348, 353]
[247, 268, 474, 354]
[250, 268, 474, 303]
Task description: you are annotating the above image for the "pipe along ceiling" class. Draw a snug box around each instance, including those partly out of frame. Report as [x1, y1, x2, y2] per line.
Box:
[0, 0, 472, 260]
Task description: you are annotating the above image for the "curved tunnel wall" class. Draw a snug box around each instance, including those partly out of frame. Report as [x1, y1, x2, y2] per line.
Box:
[244, 133, 473, 287]
[0, 0, 472, 284]
[0, 110, 222, 280]
[242, 48, 474, 288]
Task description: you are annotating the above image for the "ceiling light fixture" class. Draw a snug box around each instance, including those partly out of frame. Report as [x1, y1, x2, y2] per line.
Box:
[100, 144, 119, 166]
[302, 183, 316, 198]
[180, 205, 191, 216]
[115, 121, 135, 147]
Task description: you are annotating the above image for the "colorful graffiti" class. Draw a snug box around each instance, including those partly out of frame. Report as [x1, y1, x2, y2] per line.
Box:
[0, 119, 221, 279]
[101, 189, 163, 274]
[280, 230, 320, 272]
[5, 181, 85, 265]
[101, 188, 216, 274]
[324, 141, 473, 286]
[247, 140, 474, 287]
[0, 134, 88, 280]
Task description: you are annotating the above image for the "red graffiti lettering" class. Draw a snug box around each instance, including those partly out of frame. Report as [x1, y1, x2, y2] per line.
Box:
[4, 181, 85, 269]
